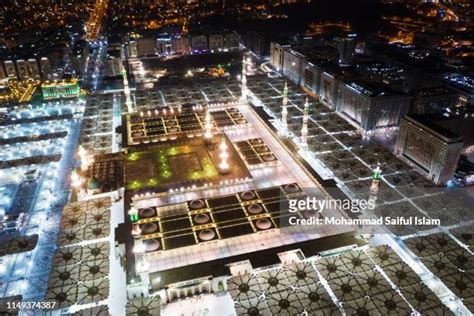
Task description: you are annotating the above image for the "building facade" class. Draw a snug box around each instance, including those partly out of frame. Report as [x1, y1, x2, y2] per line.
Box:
[301, 61, 321, 96]
[137, 38, 157, 57]
[336, 34, 356, 65]
[0, 62, 6, 80]
[410, 87, 460, 115]
[270, 42, 288, 72]
[336, 81, 411, 131]
[156, 38, 172, 55]
[282, 49, 304, 84]
[4, 61, 17, 78]
[191, 35, 208, 52]
[224, 33, 240, 49]
[171, 36, 190, 55]
[395, 115, 465, 184]
[39, 57, 52, 80]
[128, 41, 138, 58]
[319, 70, 340, 108]
[208, 34, 224, 52]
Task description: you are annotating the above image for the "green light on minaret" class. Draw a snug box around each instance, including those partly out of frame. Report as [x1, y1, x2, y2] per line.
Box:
[372, 165, 381, 181]
[129, 207, 139, 222]
[130, 213, 139, 222]
[283, 81, 288, 98]
[303, 98, 309, 114]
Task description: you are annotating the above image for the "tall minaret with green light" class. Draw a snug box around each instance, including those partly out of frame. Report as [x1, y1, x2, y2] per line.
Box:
[301, 98, 309, 148]
[281, 81, 288, 132]
[370, 163, 382, 194]
[122, 67, 134, 113]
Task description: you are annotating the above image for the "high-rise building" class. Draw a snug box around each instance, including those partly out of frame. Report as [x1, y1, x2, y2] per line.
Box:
[395, 115, 474, 184]
[336, 81, 411, 131]
[40, 57, 52, 80]
[270, 44, 342, 103]
[4, 60, 17, 78]
[282, 49, 304, 84]
[0, 62, 6, 80]
[16, 60, 29, 80]
[208, 34, 224, 52]
[319, 68, 341, 108]
[27, 59, 41, 79]
[71, 41, 88, 78]
[336, 34, 356, 66]
[171, 36, 190, 55]
[443, 73, 474, 107]
[243, 32, 269, 57]
[191, 35, 208, 52]
[156, 37, 172, 55]
[137, 38, 157, 57]
[270, 42, 288, 72]
[224, 33, 240, 49]
[410, 87, 460, 115]
[128, 41, 138, 58]
[105, 50, 123, 77]
[301, 60, 321, 96]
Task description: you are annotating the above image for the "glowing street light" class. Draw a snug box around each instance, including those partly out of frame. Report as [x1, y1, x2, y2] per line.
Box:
[219, 137, 229, 173]
[71, 170, 83, 188]
[122, 68, 134, 113]
[281, 81, 288, 132]
[241, 56, 248, 103]
[129, 207, 139, 222]
[78, 145, 93, 172]
[301, 98, 309, 149]
[204, 108, 213, 140]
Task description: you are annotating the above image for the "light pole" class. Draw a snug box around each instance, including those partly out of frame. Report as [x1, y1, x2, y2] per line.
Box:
[301, 98, 309, 149]
[240, 56, 247, 103]
[204, 107, 213, 141]
[219, 137, 229, 174]
[281, 81, 288, 133]
[122, 67, 134, 113]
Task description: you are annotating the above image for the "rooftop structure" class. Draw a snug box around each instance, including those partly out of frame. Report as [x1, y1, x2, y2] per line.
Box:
[41, 80, 80, 100]
[336, 80, 411, 132]
[123, 134, 251, 192]
[114, 95, 355, 306]
[123, 104, 248, 147]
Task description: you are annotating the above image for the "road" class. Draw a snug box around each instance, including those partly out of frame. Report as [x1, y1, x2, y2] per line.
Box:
[85, 0, 108, 42]
[83, 40, 107, 91]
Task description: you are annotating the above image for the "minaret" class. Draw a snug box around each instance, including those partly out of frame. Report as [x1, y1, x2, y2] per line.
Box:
[370, 163, 382, 195]
[241, 56, 247, 102]
[122, 67, 134, 113]
[281, 81, 288, 132]
[301, 98, 309, 149]
[129, 207, 139, 222]
[128, 206, 142, 238]
[204, 107, 213, 140]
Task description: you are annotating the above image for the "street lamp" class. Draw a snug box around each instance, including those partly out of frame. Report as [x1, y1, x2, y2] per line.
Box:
[219, 137, 229, 174]
[204, 108, 213, 140]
